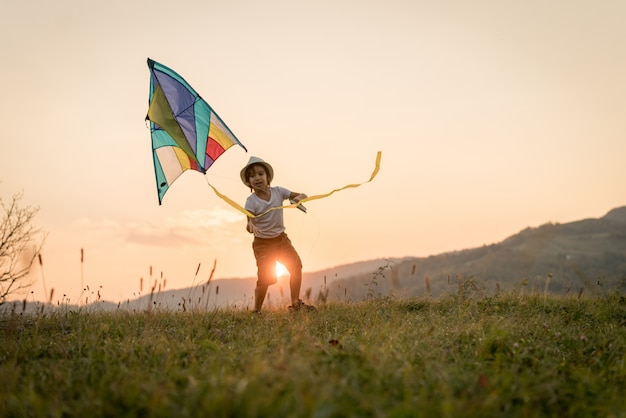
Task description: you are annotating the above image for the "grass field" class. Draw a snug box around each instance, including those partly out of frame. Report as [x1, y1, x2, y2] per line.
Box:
[1, 292, 625, 417]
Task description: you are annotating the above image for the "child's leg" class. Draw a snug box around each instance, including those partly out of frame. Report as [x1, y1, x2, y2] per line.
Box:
[252, 238, 278, 312]
[254, 263, 275, 311]
[289, 273, 302, 306]
[279, 236, 303, 306]
[254, 284, 269, 312]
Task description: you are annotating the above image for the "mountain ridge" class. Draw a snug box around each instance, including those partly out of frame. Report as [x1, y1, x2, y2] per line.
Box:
[329, 206, 626, 300]
[119, 205, 626, 310]
[8, 206, 623, 312]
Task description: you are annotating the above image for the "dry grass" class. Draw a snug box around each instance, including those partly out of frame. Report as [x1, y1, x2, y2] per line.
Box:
[1, 291, 625, 417]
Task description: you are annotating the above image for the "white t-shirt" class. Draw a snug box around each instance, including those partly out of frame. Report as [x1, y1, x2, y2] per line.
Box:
[245, 186, 291, 239]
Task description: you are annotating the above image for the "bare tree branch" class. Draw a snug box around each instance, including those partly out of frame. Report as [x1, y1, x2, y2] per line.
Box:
[0, 191, 46, 304]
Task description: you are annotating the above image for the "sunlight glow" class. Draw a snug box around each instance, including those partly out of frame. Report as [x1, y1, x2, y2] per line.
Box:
[275, 262, 289, 278]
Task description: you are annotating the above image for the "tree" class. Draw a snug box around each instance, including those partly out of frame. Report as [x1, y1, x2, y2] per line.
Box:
[0, 191, 45, 304]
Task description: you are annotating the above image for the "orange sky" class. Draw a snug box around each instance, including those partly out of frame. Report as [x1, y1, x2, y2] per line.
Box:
[2, 0, 625, 304]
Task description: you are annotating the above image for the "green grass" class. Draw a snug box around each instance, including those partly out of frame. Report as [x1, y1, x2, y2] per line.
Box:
[1, 293, 625, 417]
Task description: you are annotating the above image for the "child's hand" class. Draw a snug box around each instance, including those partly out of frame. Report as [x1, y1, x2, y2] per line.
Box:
[290, 193, 308, 213]
[246, 218, 258, 234]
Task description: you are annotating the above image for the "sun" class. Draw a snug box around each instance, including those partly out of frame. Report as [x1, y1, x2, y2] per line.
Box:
[275, 262, 289, 278]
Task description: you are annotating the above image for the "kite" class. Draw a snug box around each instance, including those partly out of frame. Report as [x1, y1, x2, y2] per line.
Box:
[145, 58, 382, 215]
[145, 58, 247, 204]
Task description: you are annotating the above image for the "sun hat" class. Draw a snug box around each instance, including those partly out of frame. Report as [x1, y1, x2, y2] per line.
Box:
[240, 156, 274, 187]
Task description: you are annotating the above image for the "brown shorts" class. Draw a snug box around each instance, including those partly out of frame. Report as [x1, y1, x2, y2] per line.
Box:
[252, 233, 302, 286]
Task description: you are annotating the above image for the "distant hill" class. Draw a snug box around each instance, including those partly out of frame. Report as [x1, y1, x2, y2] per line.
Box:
[8, 207, 624, 313]
[100, 258, 402, 312]
[102, 206, 626, 310]
[329, 206, 626, 300]
[603, 206, 626, 224]
[117, 206, 626, 310]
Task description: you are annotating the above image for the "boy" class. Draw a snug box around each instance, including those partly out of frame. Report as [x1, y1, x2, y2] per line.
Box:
[241, 156, 316, 313]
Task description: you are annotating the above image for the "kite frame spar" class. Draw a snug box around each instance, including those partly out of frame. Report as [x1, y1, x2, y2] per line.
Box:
[146, 58, 247, 204]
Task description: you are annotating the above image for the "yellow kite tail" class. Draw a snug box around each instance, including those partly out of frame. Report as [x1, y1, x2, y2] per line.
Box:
[207, 151, 382, 218]
[206, 182, 256, 218]
[296, 151, 381, 205]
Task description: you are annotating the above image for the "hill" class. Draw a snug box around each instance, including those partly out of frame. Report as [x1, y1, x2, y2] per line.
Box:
[329, 206, 626, 300]
[102, 206, 626, 310]
[9, 207, 624, 313]
[114, 206, 626, 310]
[104, 258, 402, 312]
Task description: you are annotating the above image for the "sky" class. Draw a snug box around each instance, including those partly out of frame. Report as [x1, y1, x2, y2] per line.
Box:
[1, 0, 625, 304]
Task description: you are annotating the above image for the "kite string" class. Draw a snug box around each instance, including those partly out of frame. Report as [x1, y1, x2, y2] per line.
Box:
[206, 151, 382, 219]
[298, 210, 321, 271]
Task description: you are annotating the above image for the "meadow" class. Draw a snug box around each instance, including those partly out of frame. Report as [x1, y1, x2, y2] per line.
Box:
[1, 291, 625, 417]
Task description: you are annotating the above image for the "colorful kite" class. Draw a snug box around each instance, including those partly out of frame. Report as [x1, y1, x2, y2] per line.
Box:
[146, 58, 247, 204]
[145, 58, 381, 214]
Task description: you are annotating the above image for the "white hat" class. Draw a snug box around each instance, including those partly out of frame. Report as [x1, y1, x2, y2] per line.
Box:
[240, 156, 274, 187]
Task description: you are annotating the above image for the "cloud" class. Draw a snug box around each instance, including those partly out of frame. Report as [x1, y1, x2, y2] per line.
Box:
[73, 208, 244, 248]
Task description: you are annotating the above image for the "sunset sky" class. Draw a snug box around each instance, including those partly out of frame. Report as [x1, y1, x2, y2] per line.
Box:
[2, 0, 625, 303]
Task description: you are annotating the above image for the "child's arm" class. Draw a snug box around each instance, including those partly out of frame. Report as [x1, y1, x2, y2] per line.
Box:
[289, 192, 307, 202]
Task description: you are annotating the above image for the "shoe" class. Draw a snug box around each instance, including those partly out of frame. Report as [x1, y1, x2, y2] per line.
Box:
[289, 299, 317, 312]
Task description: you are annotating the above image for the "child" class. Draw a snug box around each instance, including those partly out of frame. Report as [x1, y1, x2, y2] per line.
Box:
[240, 156, 316, 313]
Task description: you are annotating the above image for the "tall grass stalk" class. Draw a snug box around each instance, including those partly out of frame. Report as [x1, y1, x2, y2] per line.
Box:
[80, 248, 84, 306]
[204, 259, 217, 311]
[185, 263, 202, 309]
[37, 254, 46, 305]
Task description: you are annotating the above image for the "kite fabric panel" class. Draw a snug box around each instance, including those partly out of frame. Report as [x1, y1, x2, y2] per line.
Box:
[146, 58, 247, 204]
